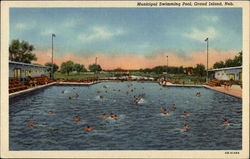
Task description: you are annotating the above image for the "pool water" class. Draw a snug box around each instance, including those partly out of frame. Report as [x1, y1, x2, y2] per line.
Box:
[9, 82, 242, 150]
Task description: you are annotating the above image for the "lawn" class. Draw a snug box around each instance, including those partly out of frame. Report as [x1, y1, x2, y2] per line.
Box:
[52, 71, 206, 85]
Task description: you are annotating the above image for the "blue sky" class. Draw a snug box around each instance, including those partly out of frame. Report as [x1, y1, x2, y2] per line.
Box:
[9, 8, 242, 68]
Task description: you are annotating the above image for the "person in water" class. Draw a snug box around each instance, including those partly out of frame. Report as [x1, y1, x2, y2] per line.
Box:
[134, 98, 141, 104]
[102, 113, 108, 119]
[161, 108, 170, 114]
[28, 121, 36, 127]
[100, 96, 104, 99]
[183, 124, 189, 131]
[84, 125, 94, 132]
[171, 104, 177, 109]
[74, 116, 81, 122]
[181, 111, 190, 116]
[48, 111, 54, 114]
[109, 113, 115, 118]
[113, 115, 120, 120]
[196, 92, 201, 96]
[69, 96, 72, 99]
[75, 93, 79, 98]
[223, 119, 230, 125]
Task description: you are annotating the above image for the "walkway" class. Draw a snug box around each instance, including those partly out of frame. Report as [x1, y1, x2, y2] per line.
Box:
[205, 85, 242, 98]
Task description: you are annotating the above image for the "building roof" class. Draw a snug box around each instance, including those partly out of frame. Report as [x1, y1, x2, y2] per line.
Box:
[9, 61, 47, 68]
[208, 66, 242, 72]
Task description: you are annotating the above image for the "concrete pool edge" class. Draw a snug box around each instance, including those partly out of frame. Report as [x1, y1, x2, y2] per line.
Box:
[9, 82, 56, 98]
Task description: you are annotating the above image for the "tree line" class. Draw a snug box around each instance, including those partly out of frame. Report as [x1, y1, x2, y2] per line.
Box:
[213, 51, 242, 69]
[8, 39, 242, 77]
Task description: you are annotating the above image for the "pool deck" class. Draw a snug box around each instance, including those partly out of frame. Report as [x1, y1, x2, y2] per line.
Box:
[9, 82, 56, 98]
[204, 85, 242, 98]
[160, 83, 242, 98]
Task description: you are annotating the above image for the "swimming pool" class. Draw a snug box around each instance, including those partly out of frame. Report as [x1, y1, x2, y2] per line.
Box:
[9, 82, 242, 150]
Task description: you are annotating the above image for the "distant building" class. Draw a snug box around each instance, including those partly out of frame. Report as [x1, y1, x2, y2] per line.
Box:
[9, 61, 48, 79]
[184, 68, 193, 75]
[209, 66, 242, 81]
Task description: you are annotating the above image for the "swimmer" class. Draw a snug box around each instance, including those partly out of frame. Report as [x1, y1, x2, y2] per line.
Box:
[69, 96, 72, 99]
[161, 108, 170, 114]
[109, 113, 115, 118]
[48, 111, 54, 114]
[196, 92, 201, 97]
[103, 85, 107, 88]
[223, 119, 230, 125]
[171, 104, 177, 109]
[61, 90, 64, 94]
[134, 98, 141, 104]
[84, 125, 94, 132]
[181, 111, 190, 117]
[75, 93, 79, 98]
[183, 124, 189, 132]
[28, 121, 36, 127]
[74, 116, 81, 122]
[102, 113, 108, 119]
[100, 96, 104, 99]
[113, 115, 120, 120]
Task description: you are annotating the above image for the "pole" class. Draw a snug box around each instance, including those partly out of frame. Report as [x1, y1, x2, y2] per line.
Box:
[206, 38, 209, 83]
[95, 57, 97, 65]
[167, 56, 168, 68]
[51, 33, 56, 80]
[51, 34, 54, 80]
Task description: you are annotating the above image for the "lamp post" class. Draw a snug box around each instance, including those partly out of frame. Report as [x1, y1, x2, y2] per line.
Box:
[205, 37, 209, 82]
[95, 57, 98, 65]
[51, 33, 56, 80]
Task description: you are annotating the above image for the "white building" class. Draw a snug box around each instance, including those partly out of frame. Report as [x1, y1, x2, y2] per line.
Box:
[9, 61, 48, 79]
[209, 66, 242, 81]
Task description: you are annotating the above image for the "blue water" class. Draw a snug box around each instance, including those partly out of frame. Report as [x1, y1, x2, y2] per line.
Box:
[9, 82, 242, 150]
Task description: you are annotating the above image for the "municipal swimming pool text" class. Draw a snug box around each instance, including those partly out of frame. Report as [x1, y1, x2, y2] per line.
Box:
[137, 1, 234, 7]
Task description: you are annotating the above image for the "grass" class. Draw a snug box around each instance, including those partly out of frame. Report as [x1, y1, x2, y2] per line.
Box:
[52, 71, 207, 85]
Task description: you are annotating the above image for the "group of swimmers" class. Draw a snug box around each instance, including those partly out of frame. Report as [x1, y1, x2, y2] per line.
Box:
[27, 85, 230, 134]
[160, 104, 190, 131]
[102, 113, 120, 120]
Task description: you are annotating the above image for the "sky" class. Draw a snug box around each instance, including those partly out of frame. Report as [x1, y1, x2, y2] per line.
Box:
[10, 8, 242, 69]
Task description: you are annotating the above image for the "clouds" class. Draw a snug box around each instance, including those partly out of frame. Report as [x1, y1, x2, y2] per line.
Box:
[10, 8, 242, 68]
[200, 15, 219, 23]
[183, 27, 218, 41]
[78, 26, 124, 42]
[15, 22, 36, 30]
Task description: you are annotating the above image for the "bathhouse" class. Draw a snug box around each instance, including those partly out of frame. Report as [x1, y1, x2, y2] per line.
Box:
[209, 66, 242, 81]
[9, 61, 48, 80]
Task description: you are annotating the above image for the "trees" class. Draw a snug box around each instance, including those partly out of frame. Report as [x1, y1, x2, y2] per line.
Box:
[88, 64, 102, 72]
[213, 51, 242, 68]
[9, 39, 37, 63]
[193, 64, 206, 77]
[45, 62, 59, 73]
[213, 61, 225, 69]
[74, 63, 86, 74]
[60, 61, 74, 75]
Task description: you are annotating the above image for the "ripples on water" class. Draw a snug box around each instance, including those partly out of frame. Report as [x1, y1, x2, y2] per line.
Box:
[9, 82, 242, 150]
